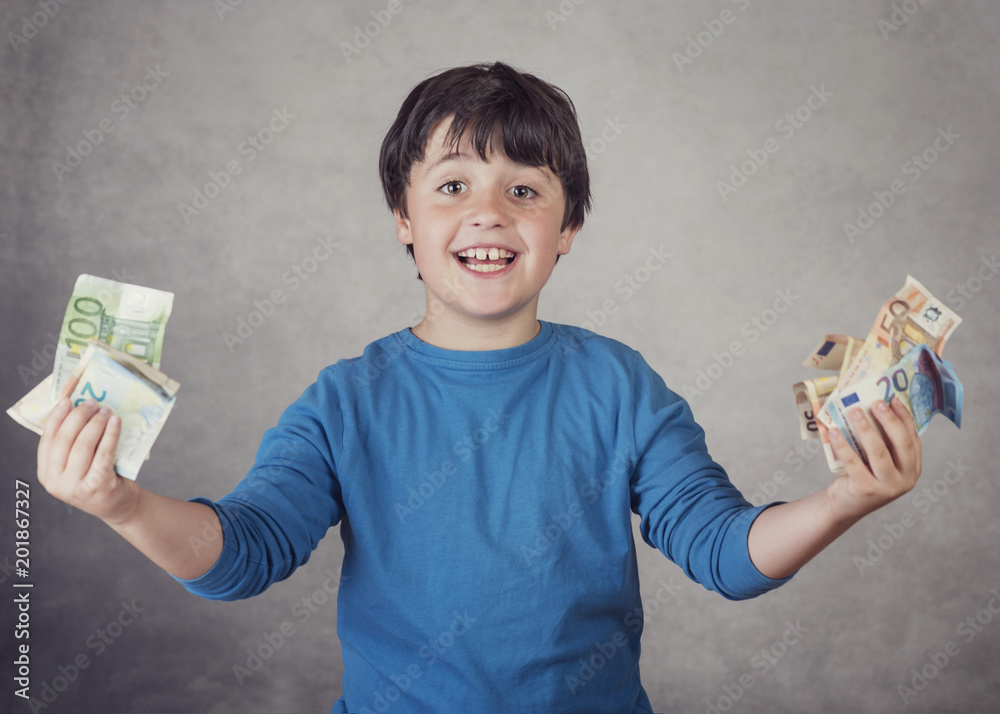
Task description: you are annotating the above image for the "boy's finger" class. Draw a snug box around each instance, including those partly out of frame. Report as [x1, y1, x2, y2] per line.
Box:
[829, 427, 868, 476]
[64, 407, 112, 482]
[893, 396, 921, 465]
[848, 406, 900, 482]
[45, 400, 100, 479]
[871, 399, 918, 475]
[872, 397, 912, 470]
[57, 369, 82, 401]
[38, 397, 72, 481]
[81, 414, 122, 496]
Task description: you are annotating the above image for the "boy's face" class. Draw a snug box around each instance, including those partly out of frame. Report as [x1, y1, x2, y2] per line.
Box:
[394, 118, 579, 335]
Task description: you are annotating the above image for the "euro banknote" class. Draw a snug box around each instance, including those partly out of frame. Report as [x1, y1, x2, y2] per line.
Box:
[7, 341, 180, 479]
[794, 277, 962, 472]
[800, 334, 861, 372]
[8, 274, 177, 478]
[792, 334, 861, 452]
[817, 344, 962, 468]
[52, 274, 174, 399]
[821, 276, 960, 412]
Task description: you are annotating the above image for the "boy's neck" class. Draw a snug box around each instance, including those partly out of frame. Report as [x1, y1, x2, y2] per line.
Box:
[410, 311, 542, 351]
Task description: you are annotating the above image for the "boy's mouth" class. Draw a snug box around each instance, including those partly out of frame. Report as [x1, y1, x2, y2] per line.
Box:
[454, 246, 518, 274]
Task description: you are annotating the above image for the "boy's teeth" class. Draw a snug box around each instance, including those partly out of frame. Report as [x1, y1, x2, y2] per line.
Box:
[466, 263, 505, 272]
[457, 247, 515, 258]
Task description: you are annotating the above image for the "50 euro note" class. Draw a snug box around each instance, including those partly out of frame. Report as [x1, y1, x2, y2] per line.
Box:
[817, 344, 962, 468]
[819, 275, 960, 417]
[8, 341, 179, 480]
[52, 274, 173, 399]
[806, 277, 961, 472]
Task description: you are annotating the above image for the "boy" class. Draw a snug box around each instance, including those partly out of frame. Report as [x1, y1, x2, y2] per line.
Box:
[37, 62, 922, 713]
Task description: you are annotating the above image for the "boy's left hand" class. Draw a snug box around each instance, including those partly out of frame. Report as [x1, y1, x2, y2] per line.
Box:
[825, 397, 922, 524]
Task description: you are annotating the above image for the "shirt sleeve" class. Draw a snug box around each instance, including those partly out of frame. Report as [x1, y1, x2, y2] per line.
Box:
[627, 351, 793, 600]
[172, 372, 345, 601]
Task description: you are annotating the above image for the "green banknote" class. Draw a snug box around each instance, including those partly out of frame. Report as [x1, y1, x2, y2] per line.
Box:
[53, 274, 174, 399]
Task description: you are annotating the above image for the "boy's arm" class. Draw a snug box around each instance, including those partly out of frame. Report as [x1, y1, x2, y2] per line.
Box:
[747, 396, 922, 580]
[37, 397, 222, 581]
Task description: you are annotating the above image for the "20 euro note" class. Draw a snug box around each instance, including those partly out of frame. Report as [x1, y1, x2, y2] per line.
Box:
[8, 341, 179, 480]
[818, 344, 962, 468]
[52, 274, 174, 399]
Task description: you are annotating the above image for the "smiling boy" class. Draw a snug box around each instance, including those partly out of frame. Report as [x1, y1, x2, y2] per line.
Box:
[37, 62, 923, 713]
[393, 116, 574, 349]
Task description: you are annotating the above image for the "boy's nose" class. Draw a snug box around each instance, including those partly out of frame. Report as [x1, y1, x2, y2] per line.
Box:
[467, 191, 509, 228]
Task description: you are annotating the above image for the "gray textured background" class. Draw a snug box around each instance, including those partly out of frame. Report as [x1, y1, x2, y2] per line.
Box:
[2, 1, 999, 713]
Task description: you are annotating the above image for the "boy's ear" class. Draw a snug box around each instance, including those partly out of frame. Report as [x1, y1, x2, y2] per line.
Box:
[393, 209, 413, 246]
[556, 222, 581, 256]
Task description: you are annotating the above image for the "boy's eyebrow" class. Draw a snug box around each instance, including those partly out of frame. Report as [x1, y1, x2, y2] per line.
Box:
[427, 151, 468, 171]
[426, 151, 554, 184]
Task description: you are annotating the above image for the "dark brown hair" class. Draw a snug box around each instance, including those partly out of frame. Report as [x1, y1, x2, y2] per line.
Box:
[379, 62, 592, 269]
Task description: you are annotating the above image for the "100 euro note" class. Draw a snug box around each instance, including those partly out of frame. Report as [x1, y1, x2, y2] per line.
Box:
[52, 274, 174, 399]
[8, 341, 180, 480]
[9, 274, 177, 479]
[818, 344, 962, 468]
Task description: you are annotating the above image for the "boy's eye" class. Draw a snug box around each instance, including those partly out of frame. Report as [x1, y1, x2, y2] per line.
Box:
[439, 181, 466, 195]
[509, 185, 537, 199]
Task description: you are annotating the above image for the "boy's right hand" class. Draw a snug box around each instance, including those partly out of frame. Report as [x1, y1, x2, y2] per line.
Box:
[37, 396, 140, 527]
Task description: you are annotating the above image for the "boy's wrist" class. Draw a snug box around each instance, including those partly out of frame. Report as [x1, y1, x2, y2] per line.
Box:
[821, 479, 871, 532]
[101, 479, 145, 532]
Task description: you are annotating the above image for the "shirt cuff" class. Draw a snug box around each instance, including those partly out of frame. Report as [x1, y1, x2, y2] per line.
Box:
[169, 497, 242, 600]
[720, 502, 796, 600]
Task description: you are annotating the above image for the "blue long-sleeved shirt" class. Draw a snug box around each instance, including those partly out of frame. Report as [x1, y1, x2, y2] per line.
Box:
[175, 321, 791, 713]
